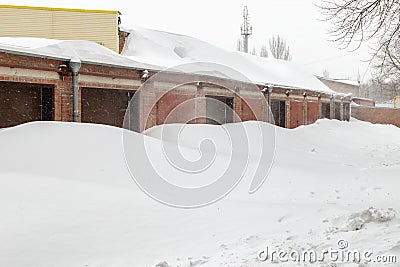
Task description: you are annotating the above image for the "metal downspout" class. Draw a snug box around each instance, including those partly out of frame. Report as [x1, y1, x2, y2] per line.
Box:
[267, 87, 273, 123]
[69, 59, 81, 122]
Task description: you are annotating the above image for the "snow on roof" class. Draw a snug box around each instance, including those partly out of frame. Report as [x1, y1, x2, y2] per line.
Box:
[121, 26, 334, 94]
[0, 32, 334, 94]
[0, 37, 155, 69]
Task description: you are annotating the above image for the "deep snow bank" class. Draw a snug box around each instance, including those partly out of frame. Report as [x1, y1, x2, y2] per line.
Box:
[0, 120, 400, 266]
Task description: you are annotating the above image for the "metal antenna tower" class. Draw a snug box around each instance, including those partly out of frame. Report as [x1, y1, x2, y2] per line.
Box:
[240, 6, 252, 53]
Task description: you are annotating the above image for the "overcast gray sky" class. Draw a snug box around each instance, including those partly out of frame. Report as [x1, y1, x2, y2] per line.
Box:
[2, 0, 374, 81]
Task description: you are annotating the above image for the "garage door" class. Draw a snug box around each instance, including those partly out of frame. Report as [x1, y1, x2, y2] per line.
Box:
[321, 102, 331, 119]
[81, 88, 137, 129]
[241, 98, 263, 122]
[270, 100, 286, 127]
[206, 95, 234, 125]
[156, 92, 195, 125]
[306, 101, 319, 125]
[289, 101, 304, 129]
[334, 102, 341, 120]
[0, 82, 53, 128]
[343, 102, 350, 121]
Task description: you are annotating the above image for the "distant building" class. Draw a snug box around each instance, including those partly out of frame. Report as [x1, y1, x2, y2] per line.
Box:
[317, 76, 360, 97]
[0, 5, 119, 52]
[352, 97, 375, 107]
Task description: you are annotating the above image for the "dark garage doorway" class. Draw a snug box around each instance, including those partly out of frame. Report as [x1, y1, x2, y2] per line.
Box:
[322, 102, 331, 119]
[343, 102, 350, 121]
[81, 88, 138, 130]
[206, 95, 234, 125]
[0, 82, 54, 128]
[334, 102, 341, 120]
[271, 100, 286, 127]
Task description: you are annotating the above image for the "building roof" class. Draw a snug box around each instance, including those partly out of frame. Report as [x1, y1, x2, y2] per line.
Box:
[0, 4, 118, 14]
[0, 28, 334, 94]
[317, 76, 360, 87]
[0, 37, 155, 70]
[121, 26, 334, 94]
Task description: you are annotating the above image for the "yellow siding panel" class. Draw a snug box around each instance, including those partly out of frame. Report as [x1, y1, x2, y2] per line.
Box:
[0, 4, 118, 14]
[51, 11, 118, 51]
[0, 7, 118, 52]
[0, 9, 52, 37]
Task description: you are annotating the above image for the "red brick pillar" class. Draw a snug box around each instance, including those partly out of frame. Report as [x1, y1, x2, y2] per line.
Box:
[140, 81, 157, 131]
[195, 84, 206, 124]
[233, 93, 242, 123]
[56, 77, 73, 122]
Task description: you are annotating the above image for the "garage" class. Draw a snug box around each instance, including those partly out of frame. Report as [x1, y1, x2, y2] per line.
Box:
[306, 101, 319, 125]
[81, 88, 137, 129]
[270, 99, 286, 127]
[206, 95, 234, 125]
[343, 102, 350, 121]
[289, 101, 304, 129]
[322, 102, 331, 119]
[334, 102, 341, 120]
[0, 82, 54, 128]
[156, 91, 196, 125]
[241, 98, 263, 122]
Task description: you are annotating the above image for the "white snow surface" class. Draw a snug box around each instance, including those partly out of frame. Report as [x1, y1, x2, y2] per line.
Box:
[121, 26, 334, 93]
[1, 119, 400, 266]
[0, 37, 154, 69]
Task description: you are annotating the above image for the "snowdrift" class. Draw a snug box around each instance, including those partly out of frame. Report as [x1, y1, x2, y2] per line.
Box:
[0, 120, 400, 266]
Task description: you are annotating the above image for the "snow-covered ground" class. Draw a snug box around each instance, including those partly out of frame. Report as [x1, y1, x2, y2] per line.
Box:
[0, 119, 399, 266]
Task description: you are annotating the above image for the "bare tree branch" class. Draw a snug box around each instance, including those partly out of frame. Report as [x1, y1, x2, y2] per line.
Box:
[269, 35, 292, 60]
[319, 0, 400, 50]
[319, 0, 400, 90]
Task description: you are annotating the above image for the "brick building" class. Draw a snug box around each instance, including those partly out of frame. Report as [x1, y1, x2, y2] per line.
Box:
[317, 76, 360, 97]
[120, 26, 351, 129]
[0, 6, 351, 131]
[352, 97, 375, 107]
[0, 37, 351, 131]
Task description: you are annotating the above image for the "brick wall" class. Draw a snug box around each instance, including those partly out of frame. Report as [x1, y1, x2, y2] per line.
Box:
[118, 30, 130, 54]
[351, 106, 400, 127]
